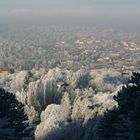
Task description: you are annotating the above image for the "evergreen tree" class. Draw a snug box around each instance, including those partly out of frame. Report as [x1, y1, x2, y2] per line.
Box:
[98, 72, 140, 140]
[0, 88, 33, 140]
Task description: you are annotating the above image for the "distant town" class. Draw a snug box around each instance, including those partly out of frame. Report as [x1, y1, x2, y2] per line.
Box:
[0, 25, 140, 76]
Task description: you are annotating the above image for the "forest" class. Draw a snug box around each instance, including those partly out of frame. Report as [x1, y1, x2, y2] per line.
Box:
[0, 65, 140, 139]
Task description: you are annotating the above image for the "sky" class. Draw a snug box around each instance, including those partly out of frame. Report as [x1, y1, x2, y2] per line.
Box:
[0, 0, 139, 24]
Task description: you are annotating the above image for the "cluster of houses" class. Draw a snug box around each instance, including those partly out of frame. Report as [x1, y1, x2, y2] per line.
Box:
[0, 67, 14, 74]
[121, 41, 140, 51]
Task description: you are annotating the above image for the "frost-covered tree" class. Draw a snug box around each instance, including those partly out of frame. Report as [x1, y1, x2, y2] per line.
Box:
[27, 77, 57, 110]
[66, 69, 90, 89]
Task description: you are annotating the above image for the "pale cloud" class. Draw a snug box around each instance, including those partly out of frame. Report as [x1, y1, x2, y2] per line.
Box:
[7, 6, 95, 18]
[0, 0, 139, 23]
[9, 9, 34, 16]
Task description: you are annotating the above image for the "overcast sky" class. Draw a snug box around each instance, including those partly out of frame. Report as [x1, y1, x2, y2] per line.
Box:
[0, 0, 139, 23]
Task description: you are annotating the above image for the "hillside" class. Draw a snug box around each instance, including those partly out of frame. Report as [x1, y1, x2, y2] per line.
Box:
[1, 68, 139, 139]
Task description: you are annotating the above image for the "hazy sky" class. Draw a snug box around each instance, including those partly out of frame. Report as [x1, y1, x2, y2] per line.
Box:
[0, 0, 139, 23]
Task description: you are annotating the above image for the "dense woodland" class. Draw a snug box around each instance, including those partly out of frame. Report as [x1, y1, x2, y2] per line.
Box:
[0, 65, 140, 139]
[0, 25, 140, 140]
